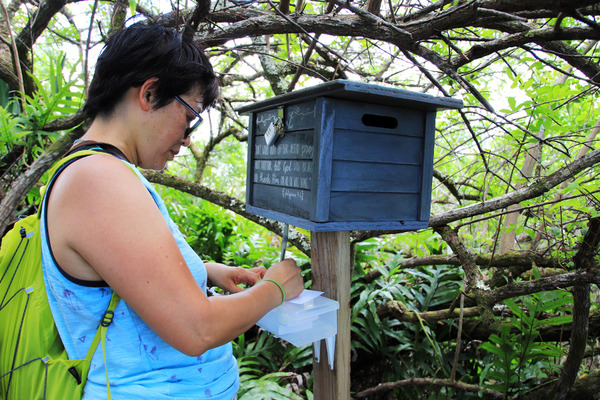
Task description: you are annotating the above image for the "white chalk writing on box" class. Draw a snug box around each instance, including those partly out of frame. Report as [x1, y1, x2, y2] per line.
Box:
[256, 113, 278, 127]
[255, 143, 314, 158]
[254, 160, 312, 190]
[285, 106, 314, 130]
[281, 187, 304, 201]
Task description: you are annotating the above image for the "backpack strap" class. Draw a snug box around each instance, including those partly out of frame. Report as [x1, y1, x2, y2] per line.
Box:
[85, 291, 120, 399]
[67, 140, 131, 162]
[38, 148, 138, 219]
[38, 149, 115, 218]
[39, 148, 131, 397]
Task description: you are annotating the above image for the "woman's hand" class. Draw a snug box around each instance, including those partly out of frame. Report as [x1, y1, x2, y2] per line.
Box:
[205, 262, 266, 293]
[260, 258, 304, 302]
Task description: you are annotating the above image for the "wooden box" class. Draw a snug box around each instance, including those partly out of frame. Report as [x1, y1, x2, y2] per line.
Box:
[237, 80, 463, 232]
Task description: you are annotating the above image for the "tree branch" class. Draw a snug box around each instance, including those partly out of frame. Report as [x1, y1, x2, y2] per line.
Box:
[568, 370, 600, 399]
[0, 127, 82, 235]
[355, 377, 504, 399]
[362, 250, 563, 282]
[15, 0, 67, 93]
[378, 301, 481, 323]
[552, 217, 600, 398]
[434, 225, 495, 324]
[552, 284, 591, 399]
[0, 0, 25, 99]
[486, 269, 600, 304]
[434, 225, 484, 291]
[407, 43, 495, 112]
[378, 301, 600, 343]
[450, 27, 600, 72]
[142, 170, 312, 257]
[430, 147, 600, 228]
[182, 0, 211, 38]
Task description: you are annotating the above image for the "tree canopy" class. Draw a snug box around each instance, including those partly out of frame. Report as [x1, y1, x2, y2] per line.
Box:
[2, 0, 600, 398]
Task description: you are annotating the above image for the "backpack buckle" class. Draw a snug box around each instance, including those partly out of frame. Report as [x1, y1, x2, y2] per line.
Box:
[100, 310, 115, 327]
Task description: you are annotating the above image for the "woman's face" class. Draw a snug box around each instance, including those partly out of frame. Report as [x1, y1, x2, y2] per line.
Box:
[137, 89, 204, 170]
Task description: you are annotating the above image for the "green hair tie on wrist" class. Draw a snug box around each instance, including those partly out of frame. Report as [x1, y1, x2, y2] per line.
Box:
[259, 278, 286, 306]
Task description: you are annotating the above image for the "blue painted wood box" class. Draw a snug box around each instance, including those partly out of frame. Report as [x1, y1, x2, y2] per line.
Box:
[237, 80, 463, 232]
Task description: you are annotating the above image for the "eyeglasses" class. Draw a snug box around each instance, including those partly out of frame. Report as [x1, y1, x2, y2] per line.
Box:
[175, 96, 203, 139]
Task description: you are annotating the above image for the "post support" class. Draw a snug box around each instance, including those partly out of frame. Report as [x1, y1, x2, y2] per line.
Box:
[311, 231, 351, 400]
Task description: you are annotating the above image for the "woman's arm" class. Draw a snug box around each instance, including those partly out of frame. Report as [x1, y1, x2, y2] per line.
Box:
[47, 154, 304, 356]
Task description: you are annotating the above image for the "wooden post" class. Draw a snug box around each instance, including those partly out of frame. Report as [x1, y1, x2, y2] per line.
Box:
[311, 231, 351, 400]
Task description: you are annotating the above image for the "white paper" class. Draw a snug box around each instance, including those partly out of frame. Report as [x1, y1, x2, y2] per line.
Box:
[287, 289, 323, 305]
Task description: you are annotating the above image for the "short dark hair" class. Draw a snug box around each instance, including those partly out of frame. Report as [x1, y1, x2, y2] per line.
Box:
[84, 23, 219, 120]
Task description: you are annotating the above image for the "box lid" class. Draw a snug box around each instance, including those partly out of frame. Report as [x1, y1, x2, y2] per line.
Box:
[258, 295, 339, 325]
[237, 79, 463, 114]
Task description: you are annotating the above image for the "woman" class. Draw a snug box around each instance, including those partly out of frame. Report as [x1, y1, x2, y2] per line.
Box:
[41, 22, 304, 399]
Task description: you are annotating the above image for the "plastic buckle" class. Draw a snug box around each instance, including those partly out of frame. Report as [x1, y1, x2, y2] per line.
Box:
[100, 310, 115, 327]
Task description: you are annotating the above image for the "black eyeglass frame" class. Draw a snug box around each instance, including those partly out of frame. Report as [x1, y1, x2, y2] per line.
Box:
[175, 95, 203, 139]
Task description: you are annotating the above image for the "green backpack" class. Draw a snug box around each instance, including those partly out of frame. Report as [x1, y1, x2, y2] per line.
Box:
[0, 150, 120, 400]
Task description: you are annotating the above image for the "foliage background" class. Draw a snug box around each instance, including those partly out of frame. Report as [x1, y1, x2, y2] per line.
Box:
[2, 0, 600, 398]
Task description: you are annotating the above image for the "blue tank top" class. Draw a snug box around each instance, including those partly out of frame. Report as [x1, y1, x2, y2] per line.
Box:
[40, 155, 239, 399]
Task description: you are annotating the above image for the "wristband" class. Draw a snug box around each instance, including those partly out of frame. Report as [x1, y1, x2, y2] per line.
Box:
[259, 278, 286, 306]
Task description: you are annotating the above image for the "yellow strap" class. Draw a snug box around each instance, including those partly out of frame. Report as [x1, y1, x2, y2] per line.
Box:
[101, 326, 112, 399]
[38, 150, 108, 203]
[37, 149, 139, 218]
[99, 292, 120, 399]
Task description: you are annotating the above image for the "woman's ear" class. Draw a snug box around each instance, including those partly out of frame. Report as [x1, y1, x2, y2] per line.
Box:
[138, 77, 160, 111]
